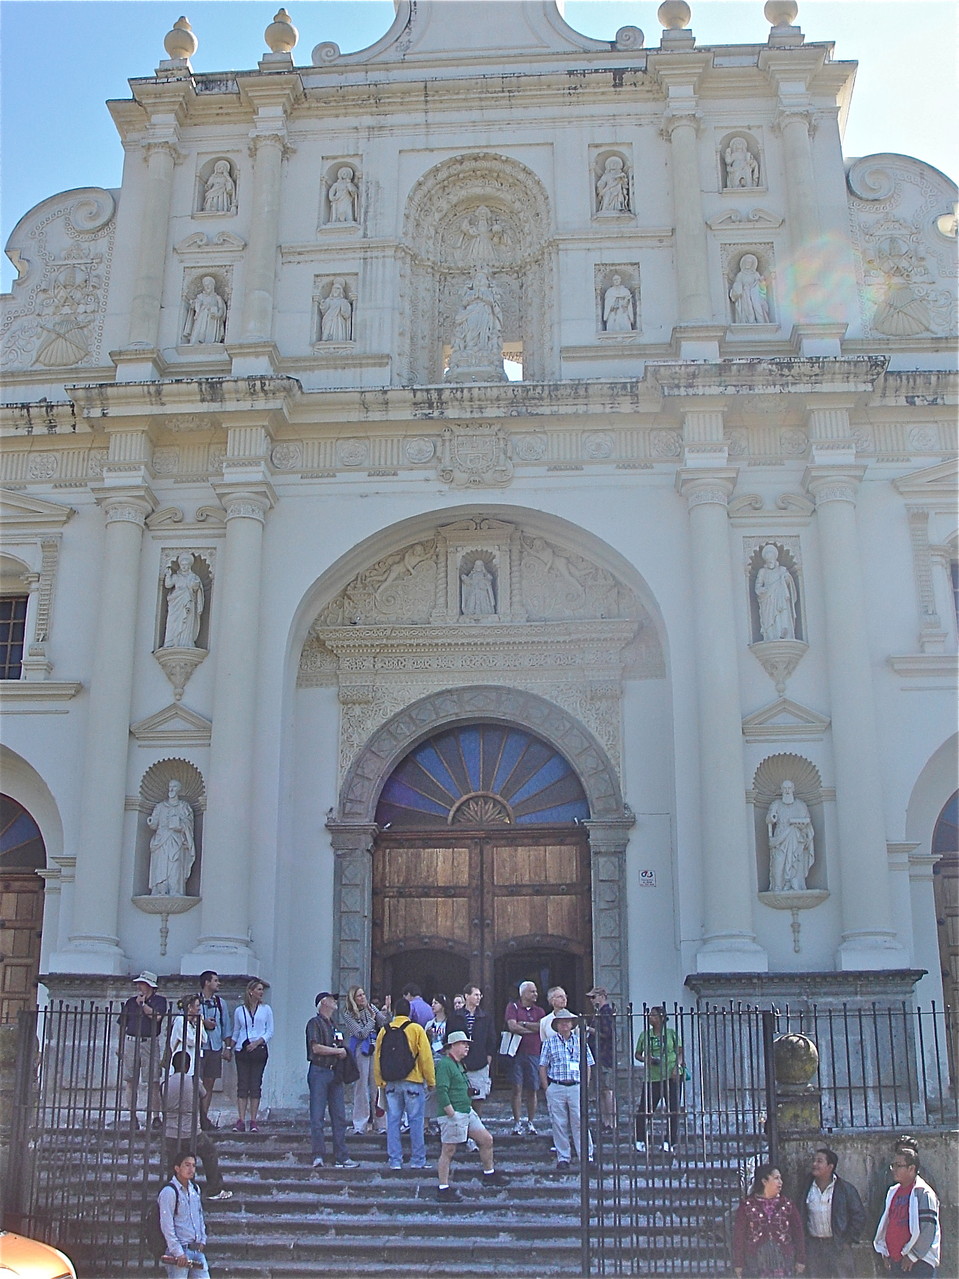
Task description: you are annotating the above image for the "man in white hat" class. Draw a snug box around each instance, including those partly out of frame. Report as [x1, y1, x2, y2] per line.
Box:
[117, 971, 167, 1129]
[538, 1007, 594, 1172]
[434, 1029, 508, 1202]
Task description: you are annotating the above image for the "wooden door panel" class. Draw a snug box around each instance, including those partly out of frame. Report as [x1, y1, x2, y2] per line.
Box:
[383, 895, 470, 943]
[0, 874, 43, 1023]
[378, 844, 470, 889]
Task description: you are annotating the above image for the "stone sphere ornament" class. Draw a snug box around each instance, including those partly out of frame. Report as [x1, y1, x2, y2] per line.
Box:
[773, 1032, 819, 1085]
[265, 8, 298, 54]
[658, 1, 692, 30]
[164, 16, 198, 60]
[764, 0, 799, 25]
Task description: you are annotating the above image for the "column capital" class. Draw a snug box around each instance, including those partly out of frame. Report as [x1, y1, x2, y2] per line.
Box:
[93, 488, 156, 526]
[142, 137, 183, 165]
[585, 813, 635, 854]
[326, 821, 379, 856]
[676, 467, 738, 507]
[660, 107, 703, 141]
[212, 482, 276, 523]
[803, 465, 865, 507]
[772, 105, 817, 138]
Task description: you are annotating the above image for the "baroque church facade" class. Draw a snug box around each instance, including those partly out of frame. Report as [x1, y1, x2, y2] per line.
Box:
[1, 1, 956, 1106]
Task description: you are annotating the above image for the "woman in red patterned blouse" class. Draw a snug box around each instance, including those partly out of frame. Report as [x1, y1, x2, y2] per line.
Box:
[732, 1164, 807, 1277]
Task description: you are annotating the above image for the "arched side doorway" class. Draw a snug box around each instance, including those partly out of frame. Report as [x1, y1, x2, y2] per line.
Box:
[329, 685, 633, 1013]
[933, 791, 958, 1071]
[0, 794, 46, 1023]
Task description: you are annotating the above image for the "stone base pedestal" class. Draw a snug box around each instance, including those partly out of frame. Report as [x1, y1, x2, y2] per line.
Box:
[685, 969, 925, 1009]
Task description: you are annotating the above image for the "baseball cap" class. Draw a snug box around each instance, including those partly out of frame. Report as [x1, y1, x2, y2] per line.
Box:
[315, 991, 339, 1005]
[586, 986, 607, 998]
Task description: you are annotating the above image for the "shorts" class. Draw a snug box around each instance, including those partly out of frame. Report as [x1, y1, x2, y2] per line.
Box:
[509, 1053, 540, 1091]
[438, 1108, 484, 1145]
[465, 1065, 491, 1099]
[200, 1049, 223, 1081]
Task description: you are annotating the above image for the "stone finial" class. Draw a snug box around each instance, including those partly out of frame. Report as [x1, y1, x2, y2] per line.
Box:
[163, 16, 198, 60]
[265, 8, 298, 53]
[764, 0, 799, 26]
[658, 0, 691, 29]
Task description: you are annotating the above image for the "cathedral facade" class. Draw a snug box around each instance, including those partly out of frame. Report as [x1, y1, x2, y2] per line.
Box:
[1, 1, 956, 1106]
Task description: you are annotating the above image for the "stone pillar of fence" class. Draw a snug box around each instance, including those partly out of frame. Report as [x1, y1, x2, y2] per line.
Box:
[0, 1022, 16, 1216]
[773, 1030, 821, 1133]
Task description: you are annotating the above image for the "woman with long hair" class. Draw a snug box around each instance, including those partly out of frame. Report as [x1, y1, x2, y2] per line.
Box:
[166, 993, 207, 1075]
[340, 985, 389, 1136]
[732, 1164, 806, 1277]
[230, 978, 273, 1133]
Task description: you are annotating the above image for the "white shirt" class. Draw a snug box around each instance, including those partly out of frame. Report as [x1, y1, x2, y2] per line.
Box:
[806, 1177, 835, 1238]
[232, 1002, 274, 1050]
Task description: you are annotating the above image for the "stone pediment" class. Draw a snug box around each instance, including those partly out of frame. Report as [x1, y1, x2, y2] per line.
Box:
[130, 703, 212, 746]
[0, 488, 75, 530]
[742, 697, 830, 743]
[893, 459, 958, 511]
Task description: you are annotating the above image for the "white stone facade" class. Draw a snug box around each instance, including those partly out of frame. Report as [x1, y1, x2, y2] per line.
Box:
[1, 2, 956, 1107]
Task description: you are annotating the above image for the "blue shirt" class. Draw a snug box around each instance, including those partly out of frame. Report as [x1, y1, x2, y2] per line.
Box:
[199, 994, 230, 1052]
[539, 1030, 593, 1083]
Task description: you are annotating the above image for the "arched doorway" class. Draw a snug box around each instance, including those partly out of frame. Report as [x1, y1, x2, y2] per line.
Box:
[371, 723, 593, 1019]
[0, 794, 46, 1023]
[933, 790, 958, 1072]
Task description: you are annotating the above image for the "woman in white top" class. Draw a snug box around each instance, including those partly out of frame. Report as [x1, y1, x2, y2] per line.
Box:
[230, 978, 273, 1132]
[167, 993, 208, 1074]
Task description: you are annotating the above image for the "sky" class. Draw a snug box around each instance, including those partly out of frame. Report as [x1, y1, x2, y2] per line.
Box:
[1, 0, 957, 290]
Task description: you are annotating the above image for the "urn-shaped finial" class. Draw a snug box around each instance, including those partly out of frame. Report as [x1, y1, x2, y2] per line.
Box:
[658, 1, 691, 30]
[265, 8, 299, 54]
[765, 0, 799, 26]
[164, 16, 198, 60]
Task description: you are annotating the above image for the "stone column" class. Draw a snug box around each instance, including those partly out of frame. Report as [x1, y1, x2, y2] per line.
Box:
[52, 489, 154, 973]
[585, 816, 634, 1011]
[679, 464, 768, 972]
[662, 108, 711, 324]
[239, 128, 285, 343]
[127, 138, 180, 351]
[804, 465, 908, 968]
[180, 481, 274, 974]
[327, 823, 378, 998]
[775, 107, 820, 258]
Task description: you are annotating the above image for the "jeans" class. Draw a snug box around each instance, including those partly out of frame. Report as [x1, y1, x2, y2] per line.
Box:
[164, 1246, 209, 1278]
[888, 1264, 935, 1277]
[307, 1063, 348, 1162]
[385, 1081, 427, 1167]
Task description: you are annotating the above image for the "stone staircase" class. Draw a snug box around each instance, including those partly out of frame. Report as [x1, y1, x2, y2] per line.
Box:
[195, 1100, 758, 1277]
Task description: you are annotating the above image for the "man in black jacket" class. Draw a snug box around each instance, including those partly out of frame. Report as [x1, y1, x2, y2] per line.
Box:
[800, 1146, 866, 1278]
[447, 983, 497, 1113]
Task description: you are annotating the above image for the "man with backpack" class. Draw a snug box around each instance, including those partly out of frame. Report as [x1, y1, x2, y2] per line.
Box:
[373, 996, 435, 1170]
[157, 1150, 209, 1278]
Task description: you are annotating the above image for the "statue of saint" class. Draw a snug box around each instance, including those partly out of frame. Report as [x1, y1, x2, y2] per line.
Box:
[148, 779, 196, 897]
[319, 278, 353, 341]
[724, 136, 760, 189]
[202, 160, 236, 214]
[754, 544, 797, 641]
[184, 276, 227, 344]
[729, 253, 770, 324]
[603, 275, 634, 332]
[328, 165, 358, 223]
[461, 559, 496, 616]
[162, 552, 205, 648]
[458, 205, 507, 264]
[767, 780, 815, 892]
[596, 156, 630, 214]
[450, 269, 503, 362]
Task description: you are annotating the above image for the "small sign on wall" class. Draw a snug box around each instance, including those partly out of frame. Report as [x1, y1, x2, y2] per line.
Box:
[639, 869, 656, 888]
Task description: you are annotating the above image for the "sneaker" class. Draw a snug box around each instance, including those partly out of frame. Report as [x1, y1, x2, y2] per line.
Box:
[482, 1170, 508, 1187]
[436, 1186, 462, 1202]
[409, 1163, 431, 1170]
[334, 1158, 359, 1169]
[233, 1120, 246, 1133]
[249, 1122, 259, 1133]
[312, 1157, 325, 1168]
[511, 1121, 525, 1136]
[151, 1116, 163, 1131]
[661, 1142, 672, 1153]
[525, 1120, 541, 1137]
[555, 1160, 571, 1172]
[206, 1189, 233, 1201]
[466, 1138, 478, 1152]
[388, 1162, 403, 1171]
[400, 1121, 410, 1134]
[634, 1141, 646, 1153]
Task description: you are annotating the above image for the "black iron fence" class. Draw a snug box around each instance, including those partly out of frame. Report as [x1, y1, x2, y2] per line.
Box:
[2, 999, 955, 1277]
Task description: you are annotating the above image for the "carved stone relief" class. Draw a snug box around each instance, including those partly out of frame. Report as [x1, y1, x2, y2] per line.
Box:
[719, 133, 763, 191]
[197, 158, 238, 216]
[751, 754, 826, 898]
[595, 266, 639, 335]
[728, 251, 772, 324]
[320, 159, 361, 228]
[315, 276, 355, 343]
[436, 425, 513, 488]
[1, 188, 116, 371]
[593, 151, 632, 217]
[181, 270, 231, 345]
[134, 757, 206, 899]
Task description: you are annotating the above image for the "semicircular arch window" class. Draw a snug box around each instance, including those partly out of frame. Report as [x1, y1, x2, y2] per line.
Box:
[0, 794, 46, 870]
[375, 724, 590, 828]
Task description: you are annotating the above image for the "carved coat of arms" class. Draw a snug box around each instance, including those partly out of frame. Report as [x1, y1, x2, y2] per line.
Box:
[437, 424, 513, 488]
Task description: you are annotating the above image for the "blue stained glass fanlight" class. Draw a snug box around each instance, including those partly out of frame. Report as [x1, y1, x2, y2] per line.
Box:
[0, 794, 45, 869]
[375, 724, 590, 828]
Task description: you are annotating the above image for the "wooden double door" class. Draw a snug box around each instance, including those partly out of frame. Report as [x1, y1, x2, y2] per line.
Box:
[371, 827, 593, 1021]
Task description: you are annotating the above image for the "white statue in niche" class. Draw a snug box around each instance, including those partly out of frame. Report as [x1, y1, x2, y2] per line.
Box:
[328, 165, 358, 224]
[450, 269, 503, 359]
[766, 780, 815, 892]
[319, 278, 353, 341]
[162, 552, 205, 648]
[754, 544, 797, 641]
[596, 155, 630, 214]
[148, 779, 197, 897]
[458, 205, 508, 264]
[202, 160, 236, 214]
[724, 136, 760, 189]
[461, 559, 496, 616]
[729, 254, 770, 324]
[184, 276, 227, 344]
[603, 274, 634, 332]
